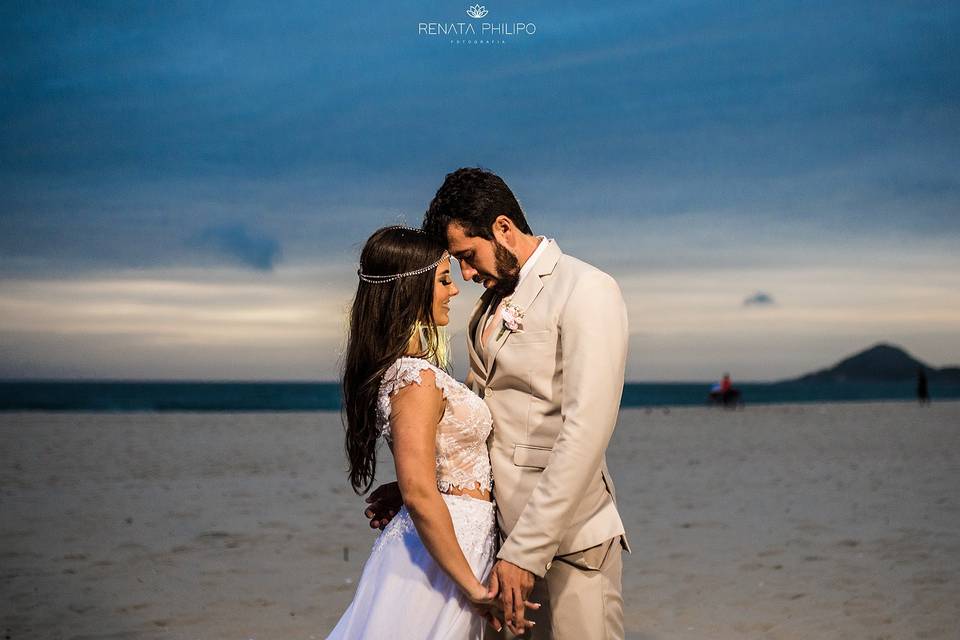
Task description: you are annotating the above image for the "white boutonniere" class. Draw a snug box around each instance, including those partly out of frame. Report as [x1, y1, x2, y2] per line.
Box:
[497, 299, 525, 339]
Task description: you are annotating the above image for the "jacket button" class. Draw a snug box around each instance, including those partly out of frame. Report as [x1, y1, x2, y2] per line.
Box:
[545, 561, 552, 571]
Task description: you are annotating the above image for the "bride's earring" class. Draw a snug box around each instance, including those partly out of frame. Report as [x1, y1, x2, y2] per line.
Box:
[410, 320, 426, 353]
[434, 325, 451, 369]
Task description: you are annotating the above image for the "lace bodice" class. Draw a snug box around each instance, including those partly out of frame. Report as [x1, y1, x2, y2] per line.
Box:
[378, 357, 493, 493]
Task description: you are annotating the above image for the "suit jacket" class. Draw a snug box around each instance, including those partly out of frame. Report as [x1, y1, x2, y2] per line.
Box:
[466, 240, 629, 578]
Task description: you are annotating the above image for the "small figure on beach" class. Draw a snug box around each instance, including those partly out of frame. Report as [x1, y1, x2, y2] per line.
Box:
[917, 367, 930, 404]
[708, 372, 742, 408]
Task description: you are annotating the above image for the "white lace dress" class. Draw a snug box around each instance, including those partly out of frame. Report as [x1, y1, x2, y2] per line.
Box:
[327, 358, 497, 639]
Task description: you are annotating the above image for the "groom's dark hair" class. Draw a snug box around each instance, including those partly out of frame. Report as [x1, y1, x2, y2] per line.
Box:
[423, 167, 533, 242]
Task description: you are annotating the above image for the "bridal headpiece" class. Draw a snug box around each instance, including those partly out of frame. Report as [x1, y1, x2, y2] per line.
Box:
[358, 226, 450, 284]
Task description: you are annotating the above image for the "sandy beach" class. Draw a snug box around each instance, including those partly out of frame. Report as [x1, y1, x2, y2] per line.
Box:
[2, 402, 958, 639]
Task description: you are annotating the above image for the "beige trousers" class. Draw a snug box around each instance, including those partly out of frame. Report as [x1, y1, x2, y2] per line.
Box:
[499, 537, 624, 640]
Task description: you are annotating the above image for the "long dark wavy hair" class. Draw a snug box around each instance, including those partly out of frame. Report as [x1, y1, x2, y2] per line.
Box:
[342, 226, 449, 495]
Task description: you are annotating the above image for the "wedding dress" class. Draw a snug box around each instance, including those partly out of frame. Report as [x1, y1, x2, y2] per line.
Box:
[327, 357, 497, 639]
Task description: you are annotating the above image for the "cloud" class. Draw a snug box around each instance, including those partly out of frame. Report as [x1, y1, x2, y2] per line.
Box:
[190, 224, 281, 271]
[743, 291, 775, 307]
[2, 2, 960, 379]
[2, 1, 959, 280]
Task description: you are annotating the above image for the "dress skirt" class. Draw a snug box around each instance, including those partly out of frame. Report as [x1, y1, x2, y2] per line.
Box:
[327, 493, 498, 639]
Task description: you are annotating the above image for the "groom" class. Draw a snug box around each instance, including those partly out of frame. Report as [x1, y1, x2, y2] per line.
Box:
[369, 168, 629, 639]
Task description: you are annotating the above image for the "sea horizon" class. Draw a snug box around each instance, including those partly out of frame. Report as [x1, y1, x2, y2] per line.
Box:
[3, 379, 958, 412]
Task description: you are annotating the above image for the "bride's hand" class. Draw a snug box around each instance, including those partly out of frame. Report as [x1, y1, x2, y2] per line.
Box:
[466, 581, 496, 605]
[465, 583, 505, 633]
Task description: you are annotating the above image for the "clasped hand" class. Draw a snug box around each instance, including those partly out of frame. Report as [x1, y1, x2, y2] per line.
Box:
[364, 484, 539, 634]
[485, 559, 538, 635]
[467, 577, 539, 635]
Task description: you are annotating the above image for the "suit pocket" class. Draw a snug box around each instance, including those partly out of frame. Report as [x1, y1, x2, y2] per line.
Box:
[512, 443, 552, 469]
[507, 329, 552, 345]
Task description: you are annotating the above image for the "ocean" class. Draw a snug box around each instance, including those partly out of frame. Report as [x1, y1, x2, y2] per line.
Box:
[1, 380, 958, 411]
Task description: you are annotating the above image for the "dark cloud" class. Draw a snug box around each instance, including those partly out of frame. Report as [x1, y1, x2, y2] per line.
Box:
[190, 224, 281, 271]
[743, 292, 776, 307]
[0, 1, 958, 277]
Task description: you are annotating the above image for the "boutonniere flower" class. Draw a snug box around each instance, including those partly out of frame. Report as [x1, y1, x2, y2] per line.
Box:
[497, 299, 525, 339]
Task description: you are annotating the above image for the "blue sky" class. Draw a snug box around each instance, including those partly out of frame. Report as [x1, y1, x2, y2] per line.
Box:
[1, 1, 958, 380]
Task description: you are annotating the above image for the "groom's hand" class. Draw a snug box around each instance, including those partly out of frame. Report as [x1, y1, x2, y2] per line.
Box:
[363, 481, 402, 530]
[491, 559, 536, 635]
[481, 571, 537, 634]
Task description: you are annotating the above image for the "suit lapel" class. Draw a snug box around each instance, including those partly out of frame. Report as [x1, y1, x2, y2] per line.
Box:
[485, 241, 562, 373]
[467, 289, 496, 382]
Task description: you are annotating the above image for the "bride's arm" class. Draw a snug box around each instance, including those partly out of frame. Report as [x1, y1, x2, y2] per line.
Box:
[388, 369, 490, 602]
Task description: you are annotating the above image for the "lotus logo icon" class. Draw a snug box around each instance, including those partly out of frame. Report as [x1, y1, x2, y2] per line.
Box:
[467, 4, 488, 19]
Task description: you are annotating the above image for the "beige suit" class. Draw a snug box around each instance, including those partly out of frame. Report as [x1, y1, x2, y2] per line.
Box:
[467, 240, 629, 639]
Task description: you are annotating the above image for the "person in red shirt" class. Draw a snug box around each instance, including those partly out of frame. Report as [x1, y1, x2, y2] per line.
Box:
[720, 372, 732, 394]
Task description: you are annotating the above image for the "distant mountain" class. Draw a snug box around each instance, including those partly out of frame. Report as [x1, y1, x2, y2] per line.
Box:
[782, 343, 960, 384]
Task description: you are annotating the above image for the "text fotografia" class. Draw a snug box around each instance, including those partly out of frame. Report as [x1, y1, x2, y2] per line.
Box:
[418, 22, 536, 37]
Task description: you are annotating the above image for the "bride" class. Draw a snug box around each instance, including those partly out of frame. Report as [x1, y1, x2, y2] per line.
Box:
[328, 225, 535, 639]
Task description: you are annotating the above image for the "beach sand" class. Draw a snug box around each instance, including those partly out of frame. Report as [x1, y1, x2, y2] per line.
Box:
[1, 402, 958, 639]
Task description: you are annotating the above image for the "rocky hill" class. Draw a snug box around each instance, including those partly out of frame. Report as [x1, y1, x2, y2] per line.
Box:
[782, 343, 960, 384]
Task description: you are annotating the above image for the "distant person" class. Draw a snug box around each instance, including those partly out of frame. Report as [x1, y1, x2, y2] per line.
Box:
[709, 372, 741, 408]
[720, 372, 732, 394]
[917, 367, 930, 404]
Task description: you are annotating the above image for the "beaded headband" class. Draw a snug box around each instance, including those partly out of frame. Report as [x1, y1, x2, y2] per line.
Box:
[358, 226, 450, 284]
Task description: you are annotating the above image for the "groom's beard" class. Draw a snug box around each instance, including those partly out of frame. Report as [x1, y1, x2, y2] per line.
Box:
[489, 239, 520, 297]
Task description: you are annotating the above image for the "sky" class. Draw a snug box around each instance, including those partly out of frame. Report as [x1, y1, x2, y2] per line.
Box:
[1, 1, 958, 381]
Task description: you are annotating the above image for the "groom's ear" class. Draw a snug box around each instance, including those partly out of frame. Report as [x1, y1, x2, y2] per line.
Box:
[491, 215, 514, 239]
